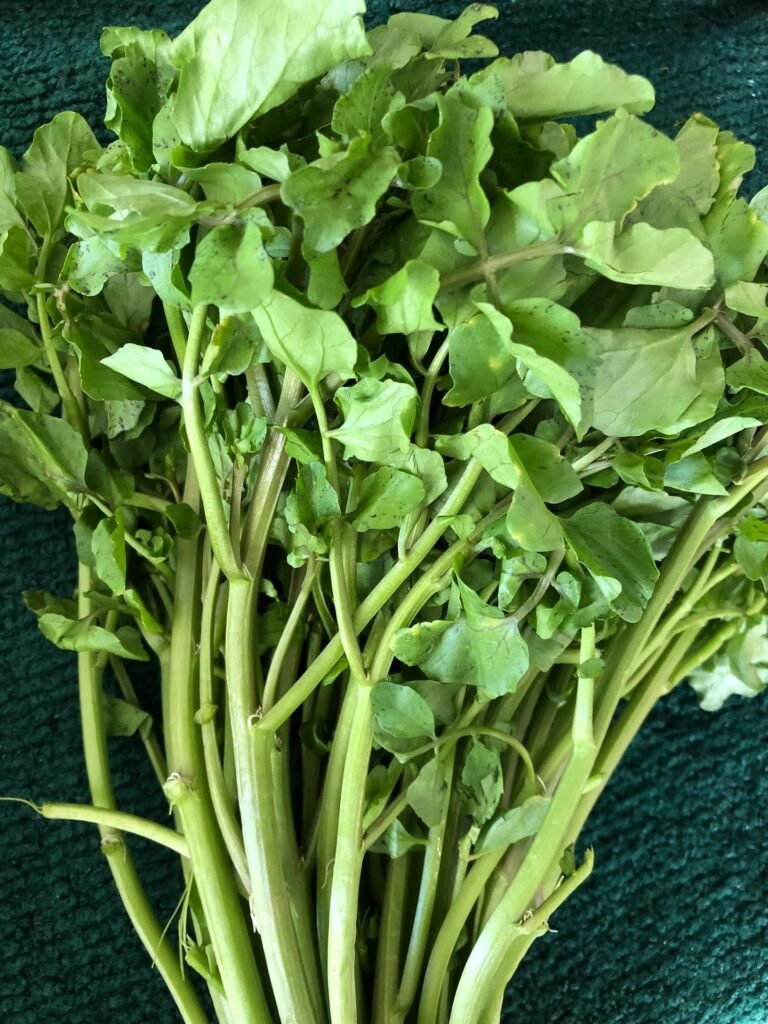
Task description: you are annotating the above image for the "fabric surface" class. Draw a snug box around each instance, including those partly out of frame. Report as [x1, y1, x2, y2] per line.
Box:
[1, 2, 766, 1022]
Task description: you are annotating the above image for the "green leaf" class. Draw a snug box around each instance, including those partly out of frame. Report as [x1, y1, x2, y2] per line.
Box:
[169, 0, 371, 151]
[681, 415, 761, 456]
[586, 322, 717, 437]
[578, 221, 715, 289]
[481, 302, 583, 428]
[180, 162, 264, 205]
[549, 108, 679, 234]
[672, 113, 720, 215]
[383, 444, 447, 504]
[0, 328, 42, 370]
[563, 504, 659, 622]
[284, 461, 341, 566]
[724, 281, 768, 319]
[103, 693, 151, 738]
[14, 367, 59, 415]
[201, 315, 257, 377]
[461, 740, 503, 824]
[92, 511, 127, 595]
[408, 757, 450, 827]
[165, 503, 202, 539]
[734, 533, 768, 581]
[329, 378, 418, 462]
[412, 90, 493, 252]
[0, 403, 87, 510]
[371, 681, 435, 739]
[189, 221, 274, 312]
[332, 63, 400, 141]
[60, 236, 126, 296]
[15, 112, 100, 236]
[71, 173, 196, 252]
[353, 466, 426, 531]
[281, 134, 400, 252]
[64, 318, 147, 402]
[705, 196, 768, 288]
[0, 225, 35, 291]
[354, 260, 442, 336]
[471, 50, 654, 120]
[391, 578, 529, 700]
[369, 820, 426, 858]
[726, 350, 768, 396]
[304, 246, 347, 311]
[37, 613, 147, 660]
[101, 344, 182, 401]
[253, 290, 357, 389]
[475, 794, 551, 855]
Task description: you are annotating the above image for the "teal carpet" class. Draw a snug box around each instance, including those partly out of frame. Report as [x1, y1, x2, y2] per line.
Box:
[1, 2, 766, 1021]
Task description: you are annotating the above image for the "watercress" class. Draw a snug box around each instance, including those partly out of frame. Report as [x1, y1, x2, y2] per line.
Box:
[2, 2, 768, 1023]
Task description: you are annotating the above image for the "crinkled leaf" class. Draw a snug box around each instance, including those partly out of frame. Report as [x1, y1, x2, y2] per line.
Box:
[412, 90, 493, 252]
[355, 260, 442, 336]
[578, 220, 715, 289]
[282, 135, 400, 253]
[329, 378, 418, 462]
[471, 50, 654, 120]
[549, 108, 679, 234]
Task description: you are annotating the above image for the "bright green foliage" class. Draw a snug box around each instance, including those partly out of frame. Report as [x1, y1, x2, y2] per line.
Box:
[1, 4, 767, 1024]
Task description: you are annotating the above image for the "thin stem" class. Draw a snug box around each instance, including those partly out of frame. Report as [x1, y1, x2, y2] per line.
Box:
[76, 564, 208, 1024]
[262, 558, 316, 713]
[181, 303, 243, 581]
[439, 242, 568, 292]
[258, 458, 488, 733]
[40, 803, 188, 858]
[36, 290, 88, 438]
[198, 566, 251, 897]
[109, 657, 167, 785]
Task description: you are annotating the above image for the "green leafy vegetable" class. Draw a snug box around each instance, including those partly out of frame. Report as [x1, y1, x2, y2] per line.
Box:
[1, 5, 766, 1024]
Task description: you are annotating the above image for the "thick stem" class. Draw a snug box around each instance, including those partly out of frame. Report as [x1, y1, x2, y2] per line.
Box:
[165, 472, 271, 1024]
[327, 685, 373, 1024]
[226, 578, 326, 1024]
[448, 671, 596, 1024]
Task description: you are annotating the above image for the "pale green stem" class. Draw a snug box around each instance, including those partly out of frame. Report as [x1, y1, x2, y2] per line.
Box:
[76, 564, 208, 1024]
[40, 803, 189, 857]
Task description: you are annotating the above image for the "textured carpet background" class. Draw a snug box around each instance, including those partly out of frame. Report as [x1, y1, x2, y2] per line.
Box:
[1, 2, 767, 1022]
